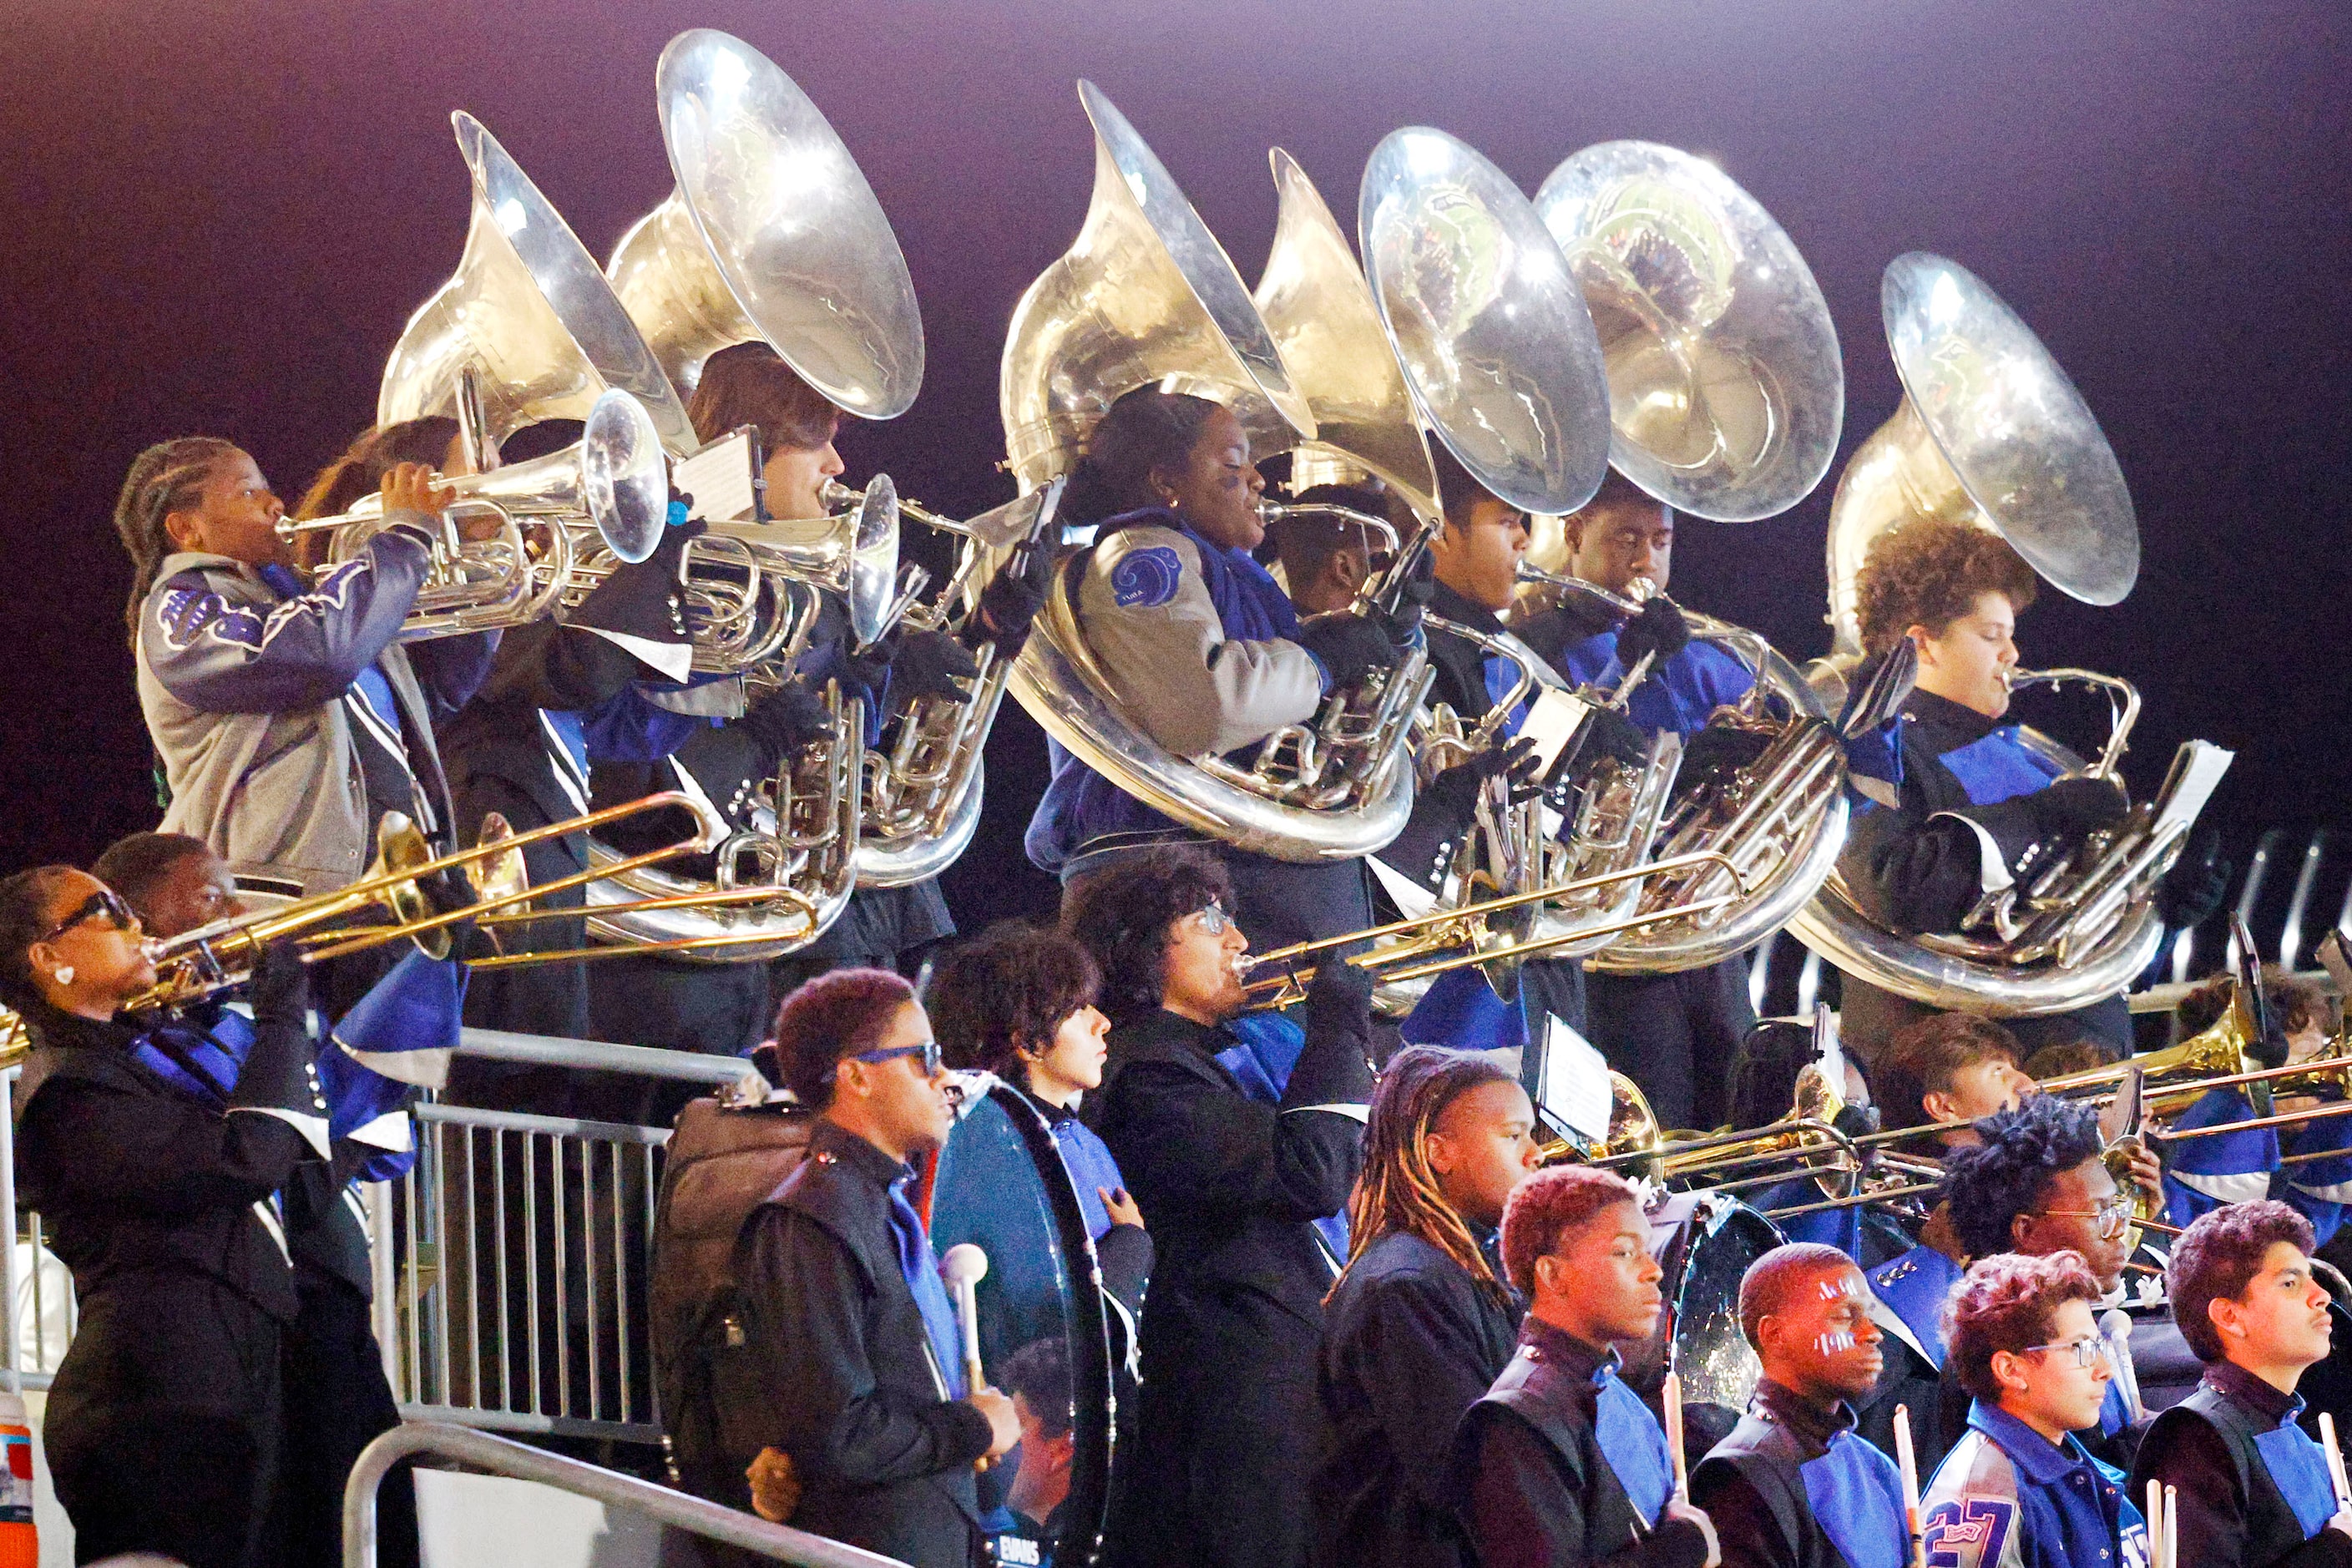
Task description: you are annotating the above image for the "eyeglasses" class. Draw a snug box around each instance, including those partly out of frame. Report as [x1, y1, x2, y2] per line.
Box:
[2022, 1336, 2113, 1370]
[833, 1039, 943, 1080]
[2035, 1194, 2136, 1240]
[1186, 902, 1233, 938]
[40, 888, 136, 945]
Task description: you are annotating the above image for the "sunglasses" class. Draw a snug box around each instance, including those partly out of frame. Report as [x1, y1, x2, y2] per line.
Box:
[832, 1039, 943, 1080]
[41, 888, 137, 945]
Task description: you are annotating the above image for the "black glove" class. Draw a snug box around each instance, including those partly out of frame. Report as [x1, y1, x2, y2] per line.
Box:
[2031, 776, 2130, 837]
[883, 628, 982, 703]
[1422, 738, 1543, 829]
[250, 938, 311, 1029]
[1565, 705, 1651, 774]
[569, 518, 706, 651]
[1615, 596, 1690, 670]
[977, 544, 1058, 653]
[1378, 549, 1438, 643]
[1297, 614, 1399, 692]
[2155, 827, 2233, 930]
[1302, 954, 1375, 1053]
[1680, 724, 1776, 782]
[736, 678, 835, 761]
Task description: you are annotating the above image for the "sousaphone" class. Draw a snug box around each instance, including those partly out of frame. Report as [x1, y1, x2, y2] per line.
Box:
[1524, 141, 1854, 973]
[379, 113, 695, 453]
[1003, 83, 1433, 862]
[1787, 253, 2223, 1014]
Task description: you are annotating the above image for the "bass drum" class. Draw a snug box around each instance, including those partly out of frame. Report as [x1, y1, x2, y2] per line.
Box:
[1617, 1191, 1783, 1461]
[929, 1084, 1115, 1568]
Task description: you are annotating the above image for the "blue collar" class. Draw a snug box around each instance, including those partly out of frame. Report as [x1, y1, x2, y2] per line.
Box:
[1967, 1399, 2098, 1485]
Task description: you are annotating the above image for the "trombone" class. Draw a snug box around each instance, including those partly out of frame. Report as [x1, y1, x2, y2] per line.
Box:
[1237, 848, 1751, 1011]
[128, 791, 741, 1011]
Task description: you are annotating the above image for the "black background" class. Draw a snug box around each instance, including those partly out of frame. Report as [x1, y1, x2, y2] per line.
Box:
[6, 0, 2347, 940]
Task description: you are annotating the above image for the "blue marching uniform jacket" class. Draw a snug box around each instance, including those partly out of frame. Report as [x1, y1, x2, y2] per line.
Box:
[1922, 1401, 2151, 1568]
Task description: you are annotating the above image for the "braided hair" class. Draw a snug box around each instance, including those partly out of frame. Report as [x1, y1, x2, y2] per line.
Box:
[1338, 1045, 1519, 1308]
[112, 438, 242, 647]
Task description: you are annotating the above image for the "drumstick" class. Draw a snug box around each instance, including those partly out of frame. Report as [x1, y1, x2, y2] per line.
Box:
[940, 1244, 989, 1393]
[2162, 1483, 2177, 1568]
[2321, 1412, 2352, 1511]
[1662, 1370, 1688, 1502]
[1894, 1404, 1925, 1568]
[2145, 1479, 2165, 1568]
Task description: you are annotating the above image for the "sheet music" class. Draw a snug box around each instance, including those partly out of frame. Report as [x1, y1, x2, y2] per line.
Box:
[1519, 688, 1595, 781]
[2152, 739, 2233, 837]
[675, 431, 761, 524]
[1539, 1014, 1614, 1146]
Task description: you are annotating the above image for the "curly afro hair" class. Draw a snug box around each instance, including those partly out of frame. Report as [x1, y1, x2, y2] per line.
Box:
[1060, 845, 1232, 1024]
[772, 967, 918, 1110]
[2167, 1199, 2318, 1362]
[926, 922, 1101, 1077]
[1940, 1094, 2107, 1260]
[1498, 1165, 1641, 1296]
[1854, 515, 2039, 657]
[1944, 1249, 2105, 1401]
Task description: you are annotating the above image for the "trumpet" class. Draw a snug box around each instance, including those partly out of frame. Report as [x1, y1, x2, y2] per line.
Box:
[281, 388, 673, 642]
[127, 791, 733, 1012]
[1238, 848, 1749, 1011]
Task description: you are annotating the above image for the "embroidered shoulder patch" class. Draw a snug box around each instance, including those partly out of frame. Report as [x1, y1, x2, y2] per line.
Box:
[1110, 545, 1183, 609]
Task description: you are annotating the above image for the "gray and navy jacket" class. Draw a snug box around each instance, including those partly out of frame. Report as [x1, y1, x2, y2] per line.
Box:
[1024, 510, 1328, 879]
[135, 524, 496, 894]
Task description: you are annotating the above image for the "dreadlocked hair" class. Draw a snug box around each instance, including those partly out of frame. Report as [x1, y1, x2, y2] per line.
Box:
[1337, 1045, 1519, 1308]
[113, 438, 243, 648]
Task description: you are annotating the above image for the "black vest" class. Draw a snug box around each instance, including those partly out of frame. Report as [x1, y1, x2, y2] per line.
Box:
[2137, 1383, 2326, 1568]
[1695, 1412, 1844, 1568]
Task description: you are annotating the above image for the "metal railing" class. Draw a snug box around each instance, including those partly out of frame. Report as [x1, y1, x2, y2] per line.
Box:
[344, 1423, 908, 1568]
[7, 1029, 760, 1444]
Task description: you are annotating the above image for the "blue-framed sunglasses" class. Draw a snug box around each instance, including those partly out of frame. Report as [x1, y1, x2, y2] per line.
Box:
[831, 1038, 943, 1080]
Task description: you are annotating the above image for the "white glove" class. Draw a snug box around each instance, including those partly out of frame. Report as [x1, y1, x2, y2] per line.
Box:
[1664, 1497, 1720, 1568]
[2327, 1507, 2352, 1540]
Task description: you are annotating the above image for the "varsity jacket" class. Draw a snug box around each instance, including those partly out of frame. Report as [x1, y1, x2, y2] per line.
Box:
[1921, 1401, 2150, 1568]
[135, 530, 495, 893]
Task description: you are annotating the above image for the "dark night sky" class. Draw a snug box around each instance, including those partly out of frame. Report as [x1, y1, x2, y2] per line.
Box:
[5, 0, 2349, 935]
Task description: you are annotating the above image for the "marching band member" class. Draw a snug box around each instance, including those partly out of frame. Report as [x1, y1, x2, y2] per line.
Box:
[2166, 973, 2352, 1248]
[1028, 387, 1415, 952]
[1313, 1046, 1539, 1568]
[1929, 1096, 2164, 1465]
[1267, 483, 1393, 616]
[1062, 845, 1373, 1568]
[1920, 1251, 2152, 1568]
[114, 438, 494, 917]
[926, 923, 1151, 1314]
[1830, 516, 2224, 1065]
[1878, 1013, 2036, 1153]
[2130, 1201, 2352, 1566]
[93, 830, 432, 1568]
[1376, 448, 1630, 1057]
[1509, 471, 1757, 1132]
[1452, 1165, 1722, 1568]
[0, 866, 328, 1568]
[722, 969, 1021, 1566]
[1692, 1243, 1909, 1568]
[295, 417, 712, 1058]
